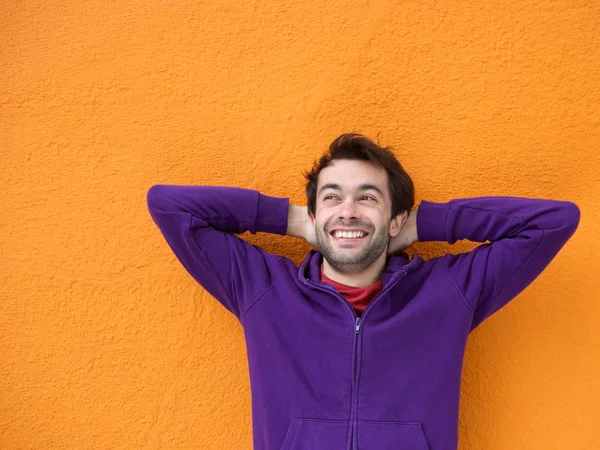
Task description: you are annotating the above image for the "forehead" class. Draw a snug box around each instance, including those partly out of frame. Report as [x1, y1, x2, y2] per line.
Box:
[317, 159, 388, 193]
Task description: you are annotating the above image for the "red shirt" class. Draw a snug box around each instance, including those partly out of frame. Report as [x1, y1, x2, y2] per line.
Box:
[320, 264, 383, 316]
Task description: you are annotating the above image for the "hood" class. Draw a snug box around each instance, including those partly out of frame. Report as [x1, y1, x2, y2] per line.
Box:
[300, 249, 422, 288]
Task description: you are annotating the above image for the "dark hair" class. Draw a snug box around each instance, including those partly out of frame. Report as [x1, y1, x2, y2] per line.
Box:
[303, 132, 415, 219]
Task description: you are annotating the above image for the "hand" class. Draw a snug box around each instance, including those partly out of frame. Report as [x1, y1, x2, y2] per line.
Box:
[301, 206, 317, 248]
[387, 209, 418, 255]
[287, 205, 317, 248]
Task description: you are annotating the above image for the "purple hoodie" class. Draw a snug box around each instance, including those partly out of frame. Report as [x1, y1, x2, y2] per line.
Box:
[146, 185, 580, 450]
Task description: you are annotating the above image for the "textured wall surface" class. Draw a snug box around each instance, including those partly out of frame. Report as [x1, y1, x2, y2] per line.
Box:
[2, 0, 599, 448]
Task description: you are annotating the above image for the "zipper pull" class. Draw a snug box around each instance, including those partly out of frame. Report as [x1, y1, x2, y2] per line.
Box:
[355, 317, 361, 334]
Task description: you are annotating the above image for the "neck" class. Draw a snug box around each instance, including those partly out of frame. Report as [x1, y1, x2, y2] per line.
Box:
[321, 253, 387, 287]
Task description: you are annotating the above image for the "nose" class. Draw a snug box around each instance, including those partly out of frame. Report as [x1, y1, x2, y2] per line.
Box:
[338, 198, 361, 220]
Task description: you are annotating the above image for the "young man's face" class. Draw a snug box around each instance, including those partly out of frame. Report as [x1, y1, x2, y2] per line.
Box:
[309, 159, 403, 274]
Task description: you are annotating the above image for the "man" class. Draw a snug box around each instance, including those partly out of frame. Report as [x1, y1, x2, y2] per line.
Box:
[146, 132, 580, 450]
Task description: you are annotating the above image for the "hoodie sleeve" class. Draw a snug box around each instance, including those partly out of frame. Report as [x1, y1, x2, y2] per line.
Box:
[416, 196, 581, 332]
[146, 184, 290, 321]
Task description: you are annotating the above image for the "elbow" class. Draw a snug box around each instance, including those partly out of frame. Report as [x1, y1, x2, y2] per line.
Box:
[565, 201, 581, 227]
[146, 184, 168, 212]
[560, 201, 581, 237]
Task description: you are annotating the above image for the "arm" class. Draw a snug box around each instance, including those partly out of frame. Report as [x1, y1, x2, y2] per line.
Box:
[146, 184, 290, 321]
[415, 196, 580, 331]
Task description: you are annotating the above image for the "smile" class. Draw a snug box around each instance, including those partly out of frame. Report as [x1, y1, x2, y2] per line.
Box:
[329, 230, 369, 242]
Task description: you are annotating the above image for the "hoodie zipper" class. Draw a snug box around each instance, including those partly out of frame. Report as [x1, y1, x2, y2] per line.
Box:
[301, 269, 407, 450]
[351, 316, 360, 450]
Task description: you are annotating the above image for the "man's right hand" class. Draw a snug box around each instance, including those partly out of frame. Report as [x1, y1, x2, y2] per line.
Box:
[287, 204, 317, 248]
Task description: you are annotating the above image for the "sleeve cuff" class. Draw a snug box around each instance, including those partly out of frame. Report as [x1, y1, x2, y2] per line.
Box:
[416, 200, 450, 242]
[256, 193, 290, 235]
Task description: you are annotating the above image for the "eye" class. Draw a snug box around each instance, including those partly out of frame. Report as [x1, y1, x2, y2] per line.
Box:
[324, 195, 337, 200]
[361, 195, 376, 201]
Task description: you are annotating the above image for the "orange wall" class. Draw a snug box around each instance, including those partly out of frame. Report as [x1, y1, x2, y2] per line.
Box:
[2, 1, 599, 448]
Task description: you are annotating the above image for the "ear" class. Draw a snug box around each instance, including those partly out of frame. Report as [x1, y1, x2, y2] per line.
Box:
[308, 209, 316, 227]
[389, 210, 408, 237]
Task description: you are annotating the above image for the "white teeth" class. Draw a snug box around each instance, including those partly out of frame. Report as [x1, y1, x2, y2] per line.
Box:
[333, 231, 365, 239]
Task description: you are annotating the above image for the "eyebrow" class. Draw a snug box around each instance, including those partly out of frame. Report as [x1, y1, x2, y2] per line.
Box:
[317, 183, 386, 198]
